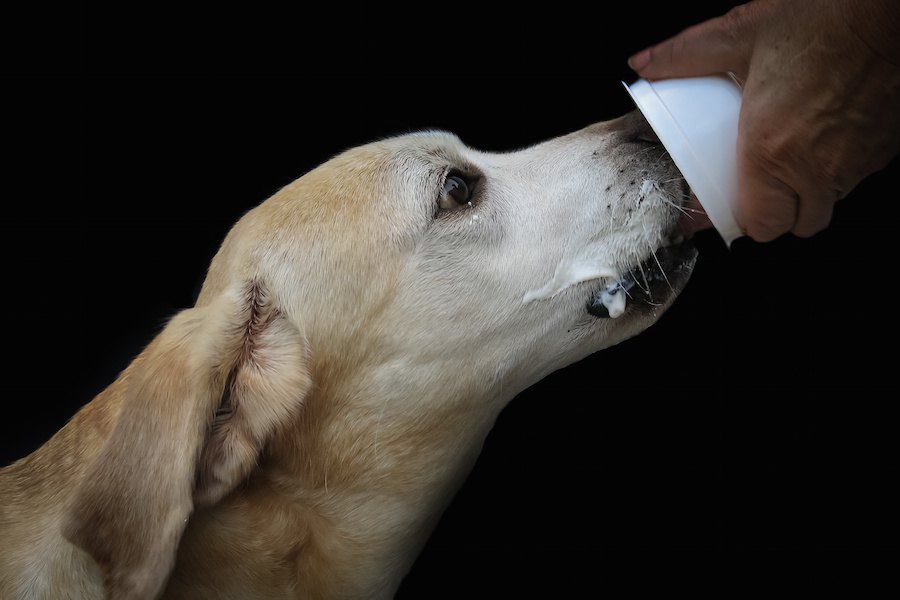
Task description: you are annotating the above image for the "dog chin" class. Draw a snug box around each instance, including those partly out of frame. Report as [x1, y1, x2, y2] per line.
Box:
[586, 237, 697, 320]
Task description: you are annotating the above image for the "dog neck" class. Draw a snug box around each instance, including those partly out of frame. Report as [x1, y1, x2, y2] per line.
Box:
[169, 360, 506, 598]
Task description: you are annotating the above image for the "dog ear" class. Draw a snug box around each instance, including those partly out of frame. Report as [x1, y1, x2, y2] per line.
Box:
[62, 281, 311, 599]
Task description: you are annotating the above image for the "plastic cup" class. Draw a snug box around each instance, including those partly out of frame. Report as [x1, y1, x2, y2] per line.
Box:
[623, 74, 744, 245]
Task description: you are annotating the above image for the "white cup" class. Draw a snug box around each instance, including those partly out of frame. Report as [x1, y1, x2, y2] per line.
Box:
[623, 74, 744, 245]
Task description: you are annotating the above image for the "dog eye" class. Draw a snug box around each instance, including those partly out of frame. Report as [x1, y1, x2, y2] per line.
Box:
[438, 175, 471, 212]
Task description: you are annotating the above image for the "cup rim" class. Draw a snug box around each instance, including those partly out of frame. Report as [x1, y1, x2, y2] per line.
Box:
[622, 77, 743, 246]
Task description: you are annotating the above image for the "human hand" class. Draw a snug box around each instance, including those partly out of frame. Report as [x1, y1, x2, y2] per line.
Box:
[629, 0, 900, 241]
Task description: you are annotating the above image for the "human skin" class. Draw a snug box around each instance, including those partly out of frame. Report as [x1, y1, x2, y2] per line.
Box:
[629, 0, 900, 241]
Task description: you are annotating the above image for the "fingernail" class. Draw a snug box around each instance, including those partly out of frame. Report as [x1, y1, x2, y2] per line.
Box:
[628, 48, 651, 72]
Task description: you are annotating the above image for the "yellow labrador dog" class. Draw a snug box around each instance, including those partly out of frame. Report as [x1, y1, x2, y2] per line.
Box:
[0, 111, 696, 599]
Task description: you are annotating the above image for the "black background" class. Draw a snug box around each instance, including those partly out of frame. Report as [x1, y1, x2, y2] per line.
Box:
[4, 1, 898, 596]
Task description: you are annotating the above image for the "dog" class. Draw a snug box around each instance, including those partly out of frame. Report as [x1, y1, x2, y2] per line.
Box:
[0, 110, 697, 599]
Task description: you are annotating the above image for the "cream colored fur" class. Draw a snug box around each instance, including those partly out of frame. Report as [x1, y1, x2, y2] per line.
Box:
[0, 112, 692, 599]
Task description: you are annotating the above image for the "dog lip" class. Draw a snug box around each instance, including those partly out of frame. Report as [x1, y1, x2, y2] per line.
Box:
[586, 238, 697, 319]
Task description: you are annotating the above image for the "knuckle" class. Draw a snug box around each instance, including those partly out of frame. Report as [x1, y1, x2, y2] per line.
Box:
[814, 156, 850, 195]
[746, 223, 784, 242]
[793, 225, 822, 239]
[721, 5, 750, 35]
[746, 141, 782, 174]
[743, 131, 796, 177]
[717, 4, 758, 57]
[743, 208, 793, 241]
[793, 214, 830, 238]
[793, 199, 835, 238]
[725, 2, 761, 29]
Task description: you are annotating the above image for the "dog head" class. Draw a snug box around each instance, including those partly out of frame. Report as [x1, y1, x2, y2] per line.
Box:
[63, 111, 695, 597]
[206, 110, 694, 393]
[199, 110, 695, 393]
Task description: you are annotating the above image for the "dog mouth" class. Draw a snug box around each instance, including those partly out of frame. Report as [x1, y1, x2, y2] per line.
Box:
[587, 236, 698, 319]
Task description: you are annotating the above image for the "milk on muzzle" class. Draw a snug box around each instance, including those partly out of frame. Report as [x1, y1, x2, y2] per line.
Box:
[622, 74, 744, 246]
[521, 179, 692, 319]
[522, 80, 731, 318]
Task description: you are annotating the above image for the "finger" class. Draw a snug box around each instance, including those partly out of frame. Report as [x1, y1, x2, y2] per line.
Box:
[737, 145, 799, 242]
[792, 188, 835, 238]
[628, 8, 753, 80]
[738, 181, 798, 242]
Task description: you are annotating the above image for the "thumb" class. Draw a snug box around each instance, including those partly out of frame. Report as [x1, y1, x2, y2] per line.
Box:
[628, 7, 755, 80]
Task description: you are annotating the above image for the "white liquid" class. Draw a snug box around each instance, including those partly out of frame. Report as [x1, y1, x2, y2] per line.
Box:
[522, 259, 617, 303]
[599, 286, 627, 318]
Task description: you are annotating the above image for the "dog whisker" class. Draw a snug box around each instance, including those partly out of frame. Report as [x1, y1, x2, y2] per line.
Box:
[650, 245, 675, 293]
[636, 261, 651, 294]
